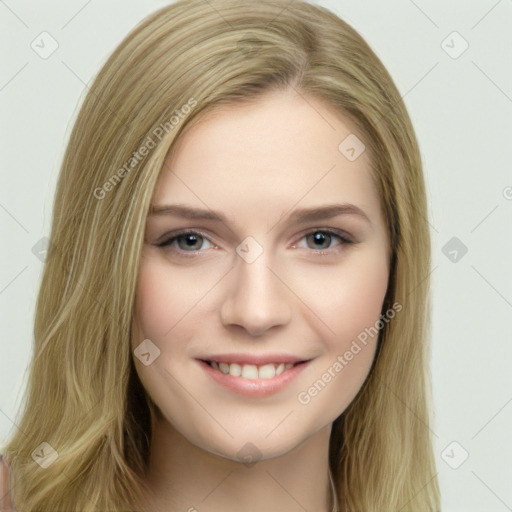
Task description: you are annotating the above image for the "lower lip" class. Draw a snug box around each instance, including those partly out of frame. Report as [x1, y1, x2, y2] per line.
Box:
[197, 360, 309, 398]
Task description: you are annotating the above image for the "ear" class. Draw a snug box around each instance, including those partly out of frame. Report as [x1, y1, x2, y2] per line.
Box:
[0, 455, 16, 512]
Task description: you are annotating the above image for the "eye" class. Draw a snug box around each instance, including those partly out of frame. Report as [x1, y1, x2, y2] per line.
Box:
[155, 229, 215, 257]
[293, 229, 354, 254]
[155, 228, 354, 258]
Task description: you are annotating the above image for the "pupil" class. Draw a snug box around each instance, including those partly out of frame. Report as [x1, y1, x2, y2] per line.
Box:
[312, 232, 330, 249]
[181, 234, 200, 249]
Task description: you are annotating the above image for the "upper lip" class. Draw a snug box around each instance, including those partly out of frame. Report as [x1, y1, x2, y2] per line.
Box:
[198, 353, 309, 366]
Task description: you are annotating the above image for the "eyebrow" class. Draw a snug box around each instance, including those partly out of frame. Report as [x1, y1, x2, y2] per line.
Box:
[148, 203, 372, 225]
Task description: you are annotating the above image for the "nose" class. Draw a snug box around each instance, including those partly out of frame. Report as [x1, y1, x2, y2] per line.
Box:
[219, 248, 292, 337]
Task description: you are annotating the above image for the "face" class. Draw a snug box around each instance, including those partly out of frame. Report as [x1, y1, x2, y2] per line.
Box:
[131, 88, 391, 462]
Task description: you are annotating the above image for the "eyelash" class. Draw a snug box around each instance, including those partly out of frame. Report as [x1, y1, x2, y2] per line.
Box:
[155, 228, 354, 258]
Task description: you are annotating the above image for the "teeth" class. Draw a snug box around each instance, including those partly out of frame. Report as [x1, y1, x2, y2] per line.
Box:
[275, 363, 285, 376]
[229, 363, 242, 376]
[258, 364, 276, 379]
[241, 364, 259, 379]
[209, 361, 296, 379]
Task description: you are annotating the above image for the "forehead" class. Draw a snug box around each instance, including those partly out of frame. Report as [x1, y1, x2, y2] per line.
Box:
[152, 89, 382, 230]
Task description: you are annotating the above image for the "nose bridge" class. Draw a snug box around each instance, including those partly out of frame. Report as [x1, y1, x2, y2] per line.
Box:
[219, 239, 292, 336]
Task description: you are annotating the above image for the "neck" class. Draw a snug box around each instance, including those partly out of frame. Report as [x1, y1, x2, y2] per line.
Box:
[136, 416, 335, 512]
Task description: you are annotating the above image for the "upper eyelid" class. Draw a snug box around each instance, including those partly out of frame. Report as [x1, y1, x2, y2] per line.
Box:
[155, 228, 214, 247]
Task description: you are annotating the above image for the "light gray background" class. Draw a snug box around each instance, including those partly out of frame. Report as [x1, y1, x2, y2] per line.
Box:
[1, 1, 511, 510]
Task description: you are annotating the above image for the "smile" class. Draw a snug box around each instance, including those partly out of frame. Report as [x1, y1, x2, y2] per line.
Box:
[197, 356, 311, 398]
[207, 361, 295, 379]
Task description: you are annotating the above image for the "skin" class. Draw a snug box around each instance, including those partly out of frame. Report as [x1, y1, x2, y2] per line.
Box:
[0, 455, 15, 512]
[131, 88, 391, 512]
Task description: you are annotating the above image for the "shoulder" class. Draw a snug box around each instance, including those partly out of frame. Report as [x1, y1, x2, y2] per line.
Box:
[0, 454, 16, 511]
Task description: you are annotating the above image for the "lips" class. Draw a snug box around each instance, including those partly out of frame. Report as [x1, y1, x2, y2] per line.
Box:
[197, 353, 311, 397]
[199, 353, 307, 379]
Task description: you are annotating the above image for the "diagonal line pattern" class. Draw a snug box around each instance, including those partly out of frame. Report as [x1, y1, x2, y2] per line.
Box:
[60, 60, 125, 126]
[471, 265, 512, 309]
[162, 366, 234, 438]
[374, 62, 439, 128]
[398, 61, 439, 103]
[409, 201, 439, 235]
[265, 410, 294, 438]
[265, 0, 298, 30]
[472, 61, 512, 105]
[472, 471, 512, 511]
[398, 61, 440, 101]
[471, 396, 512, 439]
[0, 62, 29, 92]
[0, 201, 29, 233]
[375, 61, 439, 133]
[0, 0, 29, 28]
[266, 266, 337, 336]
[163, 266, 234, 337]
[470, 205, 499, 233]
[265, 469, 310, 512]
[0, 266, 28, 296]
[405, 265, 438, 299]
[0, 406, 30, 442]
[0, 378, 126, 508]
[472, 0, 503, 30]
[398, 471, 439, 511]
[202, 0, 235, 29]
[169, 171, 238, 241]
[200, 470, 234, 503]
[61, 0, 94, 30]
[375, 375, 439, 439]
[266, 164, 337, 234]
[407, 0, 439, 28]
[285, 81, 336, 131]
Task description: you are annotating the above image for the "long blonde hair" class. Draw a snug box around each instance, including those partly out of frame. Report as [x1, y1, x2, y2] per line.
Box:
[2, 0, 440, 509]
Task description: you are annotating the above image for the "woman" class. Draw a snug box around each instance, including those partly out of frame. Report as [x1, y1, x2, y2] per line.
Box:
[0, 0, 440, 510]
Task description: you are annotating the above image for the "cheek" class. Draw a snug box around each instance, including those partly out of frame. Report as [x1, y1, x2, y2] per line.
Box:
[300, 248, 390, 343]
[134, 262, 169, 340]
[294, 255, 389, 425]
[341, 258, 389, 339]
[133, 255, 205, 342]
